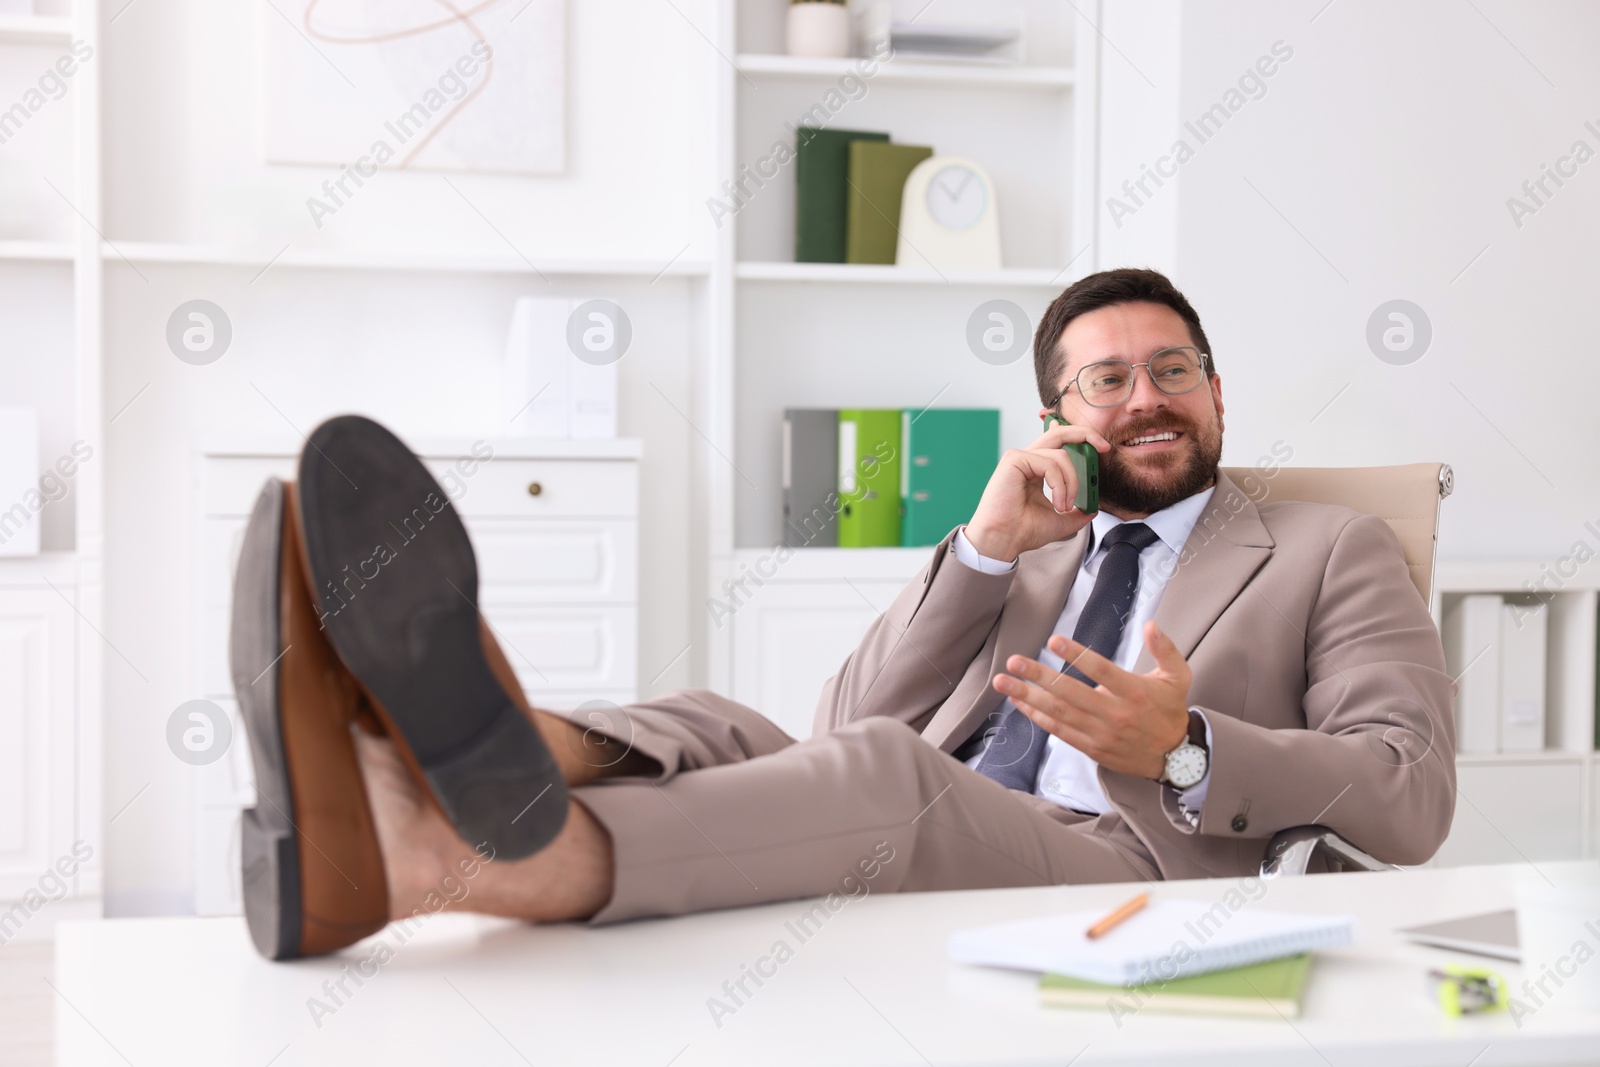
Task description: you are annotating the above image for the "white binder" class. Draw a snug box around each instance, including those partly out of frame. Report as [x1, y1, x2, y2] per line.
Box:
[1442, 594, 1503, 753]
[1499, 600, 1548, 752]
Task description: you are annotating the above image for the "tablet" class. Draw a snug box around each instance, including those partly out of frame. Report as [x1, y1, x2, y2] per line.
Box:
[1397, 909, 1520, 962]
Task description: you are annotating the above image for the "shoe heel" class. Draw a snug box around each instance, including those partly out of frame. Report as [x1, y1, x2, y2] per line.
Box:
[241, 808, 300, 961]
[422, 708, 570, 860]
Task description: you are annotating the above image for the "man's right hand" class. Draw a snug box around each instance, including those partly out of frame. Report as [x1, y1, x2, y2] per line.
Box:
[963, 417, 1111, 563]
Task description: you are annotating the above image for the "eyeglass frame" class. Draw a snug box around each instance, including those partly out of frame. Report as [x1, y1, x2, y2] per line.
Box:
[1045, 345, 1216, 411]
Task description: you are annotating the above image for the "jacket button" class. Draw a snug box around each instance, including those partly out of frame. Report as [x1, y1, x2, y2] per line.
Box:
[1231, 815, 1248, 833]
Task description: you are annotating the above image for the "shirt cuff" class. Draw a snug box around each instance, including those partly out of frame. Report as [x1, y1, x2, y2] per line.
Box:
[952, 525, 1018, 575]
[1176, 708, 1214, 821]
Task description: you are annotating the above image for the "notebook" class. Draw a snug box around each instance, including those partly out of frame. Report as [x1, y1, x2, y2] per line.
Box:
[1040, 954, 1314, 1018]
[948, 900, 1355, 987]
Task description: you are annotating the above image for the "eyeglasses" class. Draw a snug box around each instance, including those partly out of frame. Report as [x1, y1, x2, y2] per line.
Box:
[1048, 346, 1213, 409]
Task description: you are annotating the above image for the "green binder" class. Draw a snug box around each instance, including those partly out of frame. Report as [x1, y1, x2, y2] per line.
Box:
[900, 408, 1000, 547]
[795, 127, 890, 263]
[845, 141, 934, 265]
[837, 409, 902, 547]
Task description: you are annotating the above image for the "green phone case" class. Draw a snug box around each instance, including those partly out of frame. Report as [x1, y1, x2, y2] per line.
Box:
[1043, 414, 1099, 512]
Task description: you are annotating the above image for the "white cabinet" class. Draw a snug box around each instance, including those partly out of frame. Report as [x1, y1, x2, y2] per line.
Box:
[192, 438, 641, 915]
[720, 549, 929, 741]
[0, 560, 95, 914]
[1433, 758, 1589, 867]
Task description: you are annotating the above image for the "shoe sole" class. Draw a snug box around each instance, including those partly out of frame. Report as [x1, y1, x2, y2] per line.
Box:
[296, 416, 569, 861]
[232, 479, 388, 960]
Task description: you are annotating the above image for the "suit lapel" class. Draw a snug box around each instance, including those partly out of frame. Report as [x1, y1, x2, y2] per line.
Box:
[921, 531, 1088, 751]
[922, 469, 1274, 751]
[1129, 470, 1274, 674]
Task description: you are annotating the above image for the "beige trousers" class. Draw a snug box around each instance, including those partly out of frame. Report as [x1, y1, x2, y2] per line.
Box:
[566, 690, 1161, 925]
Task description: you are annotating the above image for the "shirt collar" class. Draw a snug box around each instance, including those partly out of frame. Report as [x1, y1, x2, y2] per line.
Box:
[1087, 483, 1218, 559]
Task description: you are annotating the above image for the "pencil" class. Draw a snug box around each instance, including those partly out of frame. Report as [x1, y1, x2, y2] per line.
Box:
[1086, 891, 1149, 940]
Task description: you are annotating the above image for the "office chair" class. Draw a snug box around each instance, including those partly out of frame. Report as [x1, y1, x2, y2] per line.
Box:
[1213, 463, 1455, 878]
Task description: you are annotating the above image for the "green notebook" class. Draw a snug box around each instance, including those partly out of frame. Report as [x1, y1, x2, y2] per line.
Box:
[837, 408, 902, 547]
[1039, 954, 1314, 1019]
[795, 127, 890, 263]
[845, 141, 934, 265]
[900, 408, 1000, 547]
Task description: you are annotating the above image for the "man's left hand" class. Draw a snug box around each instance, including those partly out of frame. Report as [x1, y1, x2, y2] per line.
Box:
[992, 621, 1192, 780]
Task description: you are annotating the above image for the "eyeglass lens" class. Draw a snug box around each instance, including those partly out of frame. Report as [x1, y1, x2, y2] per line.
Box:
[1075, 348, 1204, 407]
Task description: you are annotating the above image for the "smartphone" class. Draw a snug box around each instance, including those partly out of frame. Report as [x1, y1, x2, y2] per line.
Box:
[1042, 413, 1099, 513]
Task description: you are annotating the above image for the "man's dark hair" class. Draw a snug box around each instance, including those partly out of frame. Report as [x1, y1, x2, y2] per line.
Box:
[1031, 267, 1214, 406]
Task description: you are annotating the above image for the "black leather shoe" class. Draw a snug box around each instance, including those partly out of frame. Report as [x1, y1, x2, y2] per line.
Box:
[294, 415, 569, 861]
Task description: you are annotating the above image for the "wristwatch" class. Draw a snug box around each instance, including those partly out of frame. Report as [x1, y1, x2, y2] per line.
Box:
[1159, 710, 1210, 790]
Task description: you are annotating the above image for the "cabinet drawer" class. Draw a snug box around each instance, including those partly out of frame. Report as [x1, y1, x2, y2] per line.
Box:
[482, 605, 637, 694]
[204, 603, 638, 702]
[472, 520, 637, 604]
[205, 517, 639, 609]
[203, 457, 638, 520]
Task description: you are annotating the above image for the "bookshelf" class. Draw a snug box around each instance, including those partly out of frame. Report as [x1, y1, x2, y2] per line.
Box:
[1426, 562, 1599, 866]
[0, 0, 104, 921]
[702, 0, 1101, 705]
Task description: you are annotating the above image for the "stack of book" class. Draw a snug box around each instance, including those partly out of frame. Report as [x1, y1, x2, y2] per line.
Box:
[782, 407, 999, 548]
[1441, 594, 1549, 753]
[795, 126, 932, 265]
[948, 900, 1355, 1020]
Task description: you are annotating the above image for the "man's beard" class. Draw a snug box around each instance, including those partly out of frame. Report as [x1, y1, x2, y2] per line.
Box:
[1097, 413, 1223, 515]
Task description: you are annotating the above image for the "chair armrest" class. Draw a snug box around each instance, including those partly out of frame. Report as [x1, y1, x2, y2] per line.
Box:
[1259, 825, 1405, 878]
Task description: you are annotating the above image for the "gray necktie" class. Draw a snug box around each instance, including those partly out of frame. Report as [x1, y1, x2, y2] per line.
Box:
[973, 522, 1161, 792]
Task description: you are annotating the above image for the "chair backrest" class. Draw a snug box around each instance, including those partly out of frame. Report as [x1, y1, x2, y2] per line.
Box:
[1217, 463, 1453, 606]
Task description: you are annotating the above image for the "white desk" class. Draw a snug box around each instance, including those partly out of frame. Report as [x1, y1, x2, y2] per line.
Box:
[55, 861, 1600, 1066]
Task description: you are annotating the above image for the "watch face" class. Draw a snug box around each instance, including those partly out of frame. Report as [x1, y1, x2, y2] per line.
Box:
[926, 164, 987, 230]
[1165, 744, 1207, 788]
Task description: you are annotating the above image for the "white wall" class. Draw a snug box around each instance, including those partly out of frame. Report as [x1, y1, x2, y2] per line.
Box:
[97, 0, 714, 914]
[1096, 0, 1183, 273]
[1166, 1, 1600, 559]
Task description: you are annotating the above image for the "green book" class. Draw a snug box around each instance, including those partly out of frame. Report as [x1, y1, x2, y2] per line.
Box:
[1039, 954, 1314, 1019]
[795, 127, 890, 263]
[845, 141, 934, 265]
[837, 409, 902, 547]
[900, 408, 1000, 547]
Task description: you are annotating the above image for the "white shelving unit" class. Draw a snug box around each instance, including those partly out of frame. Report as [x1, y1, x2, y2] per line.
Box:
[700, 0, 1101, 708]
[0, 13, 72, 43]
[0, 0, 104, 930]
[1427, 561, 1599, 866]
[733, 52, 1077, 88]
[101, 241, 710, 279]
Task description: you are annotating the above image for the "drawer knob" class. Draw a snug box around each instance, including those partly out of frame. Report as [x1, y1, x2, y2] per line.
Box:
[527, 481, 543, 497]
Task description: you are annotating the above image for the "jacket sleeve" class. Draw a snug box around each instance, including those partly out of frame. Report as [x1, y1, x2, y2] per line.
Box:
[812, 528, 1014, 737]
[1176, 513, 1458, 864]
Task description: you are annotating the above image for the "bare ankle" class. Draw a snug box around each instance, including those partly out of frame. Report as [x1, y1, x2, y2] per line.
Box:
[532, 707, 658, 786]
[462, 800, 615, 922]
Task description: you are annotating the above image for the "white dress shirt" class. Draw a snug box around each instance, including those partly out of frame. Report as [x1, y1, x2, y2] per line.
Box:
[954, 485, 1217, 816]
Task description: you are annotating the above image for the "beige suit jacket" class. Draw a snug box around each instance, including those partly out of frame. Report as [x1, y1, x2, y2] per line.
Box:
[813, 468, 1458, 879]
